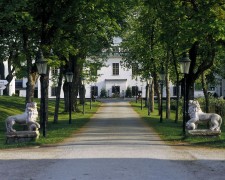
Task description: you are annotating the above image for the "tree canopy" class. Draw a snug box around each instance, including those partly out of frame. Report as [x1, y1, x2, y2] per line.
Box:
[1, 0, 225, 108]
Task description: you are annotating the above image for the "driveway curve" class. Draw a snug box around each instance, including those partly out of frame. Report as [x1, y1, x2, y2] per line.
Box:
[0, 99, 225, 180]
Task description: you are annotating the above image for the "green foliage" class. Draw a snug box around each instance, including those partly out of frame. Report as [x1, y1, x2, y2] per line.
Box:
[120, 0, 225, 94]
[126, 86, 132, 98]
[197, 96, 225, 117]
[0, 0, 136, 105]
[100, 88, 107, 98]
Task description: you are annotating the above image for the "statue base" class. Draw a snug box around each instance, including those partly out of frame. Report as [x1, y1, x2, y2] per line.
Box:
[6, 131, 40, 144]
[187, 129, 221, 136]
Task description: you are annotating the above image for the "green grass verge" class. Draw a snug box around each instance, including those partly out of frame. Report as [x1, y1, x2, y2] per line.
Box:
[0, 96, 100, 149]
[131, 100, 225, 148]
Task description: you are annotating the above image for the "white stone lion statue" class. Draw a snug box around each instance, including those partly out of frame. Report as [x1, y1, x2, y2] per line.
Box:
[186, 100, 222, 131]
[5, 102, 40, 133]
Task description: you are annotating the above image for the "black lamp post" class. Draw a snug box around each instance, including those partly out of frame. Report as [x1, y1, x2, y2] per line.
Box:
[66, 72, 73, 124]
[141, 79, 143, 110]
[90, 84, 92, 109]
[36, 50, 48, 137]
[81, 77, 86, 114]
[135, 77, 138, 103]
[179, 53, 191, 135]
[159, 66, 165, 123]
[147, 74, 153, 116]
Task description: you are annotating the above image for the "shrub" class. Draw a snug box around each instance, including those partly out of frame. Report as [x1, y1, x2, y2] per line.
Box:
[126, 86, 132, 98]
[197, 97, 225, 117]
[100, 88, 107, 98]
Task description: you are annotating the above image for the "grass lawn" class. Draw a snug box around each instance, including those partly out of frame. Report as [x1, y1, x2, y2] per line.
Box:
[131, 100, 225, 148]
[0, 96, 100, 149]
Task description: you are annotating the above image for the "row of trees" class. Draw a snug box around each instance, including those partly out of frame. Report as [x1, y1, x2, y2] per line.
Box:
[1, 1, 225, 123]
[0, 0, 136, 124]
[120, 0, 225, 122]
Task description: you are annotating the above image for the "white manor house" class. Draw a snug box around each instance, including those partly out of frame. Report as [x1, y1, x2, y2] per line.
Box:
[1, 37, 225, 99]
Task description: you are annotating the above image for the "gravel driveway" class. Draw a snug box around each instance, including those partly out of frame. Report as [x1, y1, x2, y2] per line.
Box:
[0, 100, 225, 180]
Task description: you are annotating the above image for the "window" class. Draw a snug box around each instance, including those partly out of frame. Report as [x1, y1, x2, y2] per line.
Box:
[112, 63, 119, 75]
[208, 86, 215, 91]
[173, 86, 177, 96]
[15, 80, 23, 88]
[91, 86, 98, 96]
[51, 68, 59, 76]
[132, 64, 138, 77]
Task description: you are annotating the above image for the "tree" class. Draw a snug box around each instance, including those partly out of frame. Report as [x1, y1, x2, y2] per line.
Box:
[57, 0, 134, 111]
[121, 1, 166, 115]
[147, 0, 225, 120]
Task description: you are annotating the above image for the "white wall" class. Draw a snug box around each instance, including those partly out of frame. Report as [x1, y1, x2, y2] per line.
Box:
[19, 89, 26, 97]
[3, 61, 15, 96]
[37, 74, 65, 99]
[22, 58, 184, 99]
[88, 56, 147, 98]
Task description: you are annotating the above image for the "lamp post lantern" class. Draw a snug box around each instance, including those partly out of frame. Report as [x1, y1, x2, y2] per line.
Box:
[81, 77, 86, 114]
[66, 72, 73, 124]
[147, 74, 153, 116]
[159, 66, 165, 123]
[36, 50, 48, 137]
[179, 53, 191, 135]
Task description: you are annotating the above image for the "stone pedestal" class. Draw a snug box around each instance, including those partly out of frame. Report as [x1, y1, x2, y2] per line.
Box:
[187, 129, 221, 136]
[6, 131, 40, 144]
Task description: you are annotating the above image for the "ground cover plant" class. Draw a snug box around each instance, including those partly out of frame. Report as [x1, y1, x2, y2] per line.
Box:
[131, 100, 225, 148]
[0, 96, 100, 149]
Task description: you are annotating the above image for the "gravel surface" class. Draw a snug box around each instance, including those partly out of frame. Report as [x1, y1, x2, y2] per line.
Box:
[0, 100, 225, 180]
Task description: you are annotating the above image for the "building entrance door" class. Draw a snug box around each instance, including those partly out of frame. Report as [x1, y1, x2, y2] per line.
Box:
[112, 86, 120, 97]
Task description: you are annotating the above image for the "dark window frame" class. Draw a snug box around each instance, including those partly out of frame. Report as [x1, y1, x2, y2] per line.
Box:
[112, 86, 120, 94]
[112, 63, 119, 75]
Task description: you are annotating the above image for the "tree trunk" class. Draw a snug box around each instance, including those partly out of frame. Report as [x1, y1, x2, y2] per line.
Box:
[146, 83, 150, 115]
[175, 80, 180, 123]
[153, 71, 160, 115]
[186, 43, 197, 102]
[38, 0, 58, 128]
[145, 83, 149, 107]
[0, 61, 5, 80]
[54, 65, 64, 123]
[165, 52, 170, 119]
[79, 85, 85, 105]
[26, 72, 38, 103]
[201, 72, 209, 112]
[185, 42, 199, 116]
[23, 30, 38, 103]
[171, 48, 179, 123]
[64, 53, 83, 112]
[166, 73, 170, 119]
[150, 80, 154, 112]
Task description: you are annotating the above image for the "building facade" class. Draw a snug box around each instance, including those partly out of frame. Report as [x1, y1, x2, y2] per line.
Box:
[2, 37, 225, 99]
[0, 61, 15, 96]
